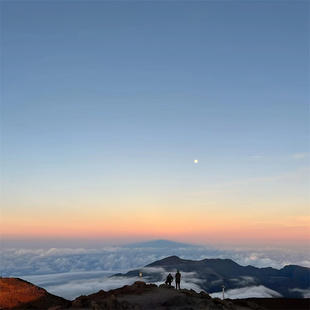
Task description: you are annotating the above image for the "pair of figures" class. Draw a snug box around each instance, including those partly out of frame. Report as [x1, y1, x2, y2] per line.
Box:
[165, 270, 181, 289]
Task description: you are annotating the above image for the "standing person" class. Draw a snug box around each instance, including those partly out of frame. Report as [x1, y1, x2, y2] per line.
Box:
[175, 270, 181, 290]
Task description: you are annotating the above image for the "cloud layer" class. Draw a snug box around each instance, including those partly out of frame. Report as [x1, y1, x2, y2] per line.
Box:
[1, 244, 309, 277]
[1, 243, 309, 300]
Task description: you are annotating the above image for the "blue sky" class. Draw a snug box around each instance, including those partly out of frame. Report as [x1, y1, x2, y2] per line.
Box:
[1, 0, 309, 246]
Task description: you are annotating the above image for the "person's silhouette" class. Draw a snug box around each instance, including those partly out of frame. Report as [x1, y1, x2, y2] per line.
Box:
[175, 270, 181, 290]
[165, 273, 173, 286]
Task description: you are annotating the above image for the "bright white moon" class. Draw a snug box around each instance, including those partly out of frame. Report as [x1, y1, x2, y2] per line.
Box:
[194, 159, 198, 163]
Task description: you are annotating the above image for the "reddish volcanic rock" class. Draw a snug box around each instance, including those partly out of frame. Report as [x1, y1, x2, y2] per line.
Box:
[0, 277, 70, 309]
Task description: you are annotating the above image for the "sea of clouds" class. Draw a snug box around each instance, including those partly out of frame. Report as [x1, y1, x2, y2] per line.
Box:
[1, 243, 309, 300]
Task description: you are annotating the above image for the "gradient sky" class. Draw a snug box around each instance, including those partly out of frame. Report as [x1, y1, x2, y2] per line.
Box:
[1, 0, 309, 247]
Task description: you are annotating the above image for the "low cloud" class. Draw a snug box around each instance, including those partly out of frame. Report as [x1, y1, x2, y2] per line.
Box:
[23, 271, 118, 288]
[211, 285, 282, 299]
[290, 288, 310, 298]
[140, 266, 167, 276]
[40, 275, 139, 300]
[230, 276, 256, 286]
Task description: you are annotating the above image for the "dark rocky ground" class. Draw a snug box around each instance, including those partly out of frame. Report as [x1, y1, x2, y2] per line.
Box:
[1, 278, 309, 310]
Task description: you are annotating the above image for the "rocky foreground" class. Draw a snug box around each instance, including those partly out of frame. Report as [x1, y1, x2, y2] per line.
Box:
[0, 277, 70, 309]
[1, 277, 309, 310]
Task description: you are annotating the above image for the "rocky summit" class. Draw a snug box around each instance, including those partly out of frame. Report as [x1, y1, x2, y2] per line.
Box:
[72, 281, 258, 310]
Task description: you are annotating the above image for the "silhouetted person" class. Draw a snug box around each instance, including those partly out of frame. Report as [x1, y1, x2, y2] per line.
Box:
[165, 273, 173, 286]
[175, 270, 181, 289]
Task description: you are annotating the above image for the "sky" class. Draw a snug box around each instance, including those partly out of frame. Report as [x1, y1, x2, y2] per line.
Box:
[1, 0, 309, 248]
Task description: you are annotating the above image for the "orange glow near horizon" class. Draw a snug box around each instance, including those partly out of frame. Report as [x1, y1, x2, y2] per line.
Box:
[2, 203, 309, 247]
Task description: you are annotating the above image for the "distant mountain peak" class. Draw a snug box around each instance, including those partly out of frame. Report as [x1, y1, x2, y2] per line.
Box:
[147, 255, 184, 267]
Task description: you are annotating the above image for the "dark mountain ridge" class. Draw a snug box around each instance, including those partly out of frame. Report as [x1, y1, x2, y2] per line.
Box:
[118, 255, 310, 298]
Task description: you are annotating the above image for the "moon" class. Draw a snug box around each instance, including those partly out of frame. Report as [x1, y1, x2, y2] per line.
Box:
[194, 159, 198, 164]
